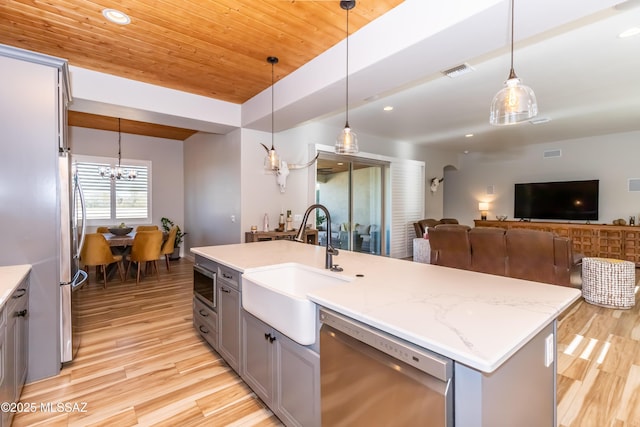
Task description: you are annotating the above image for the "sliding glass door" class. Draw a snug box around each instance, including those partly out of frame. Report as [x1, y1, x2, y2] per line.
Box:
[315, 152, 387, 255]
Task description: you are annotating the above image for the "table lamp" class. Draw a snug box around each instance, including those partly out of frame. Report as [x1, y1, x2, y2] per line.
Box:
[478, 202, 489, 220]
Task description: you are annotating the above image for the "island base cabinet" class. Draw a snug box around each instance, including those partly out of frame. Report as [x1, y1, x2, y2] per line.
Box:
[454, 321, 556, 427]
[241, 310, 320, 427]
[218, 276, 241, 374]
[193, 297, 217, 351]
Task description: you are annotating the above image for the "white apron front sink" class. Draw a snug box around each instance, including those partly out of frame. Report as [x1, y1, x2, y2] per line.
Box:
[242, 263, 353, 345]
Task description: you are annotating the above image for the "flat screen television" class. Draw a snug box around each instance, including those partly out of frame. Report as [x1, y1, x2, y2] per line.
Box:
[514, 179, 599, 221]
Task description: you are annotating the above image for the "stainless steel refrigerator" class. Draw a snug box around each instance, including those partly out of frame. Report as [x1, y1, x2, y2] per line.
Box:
[59, 152, 87, 363]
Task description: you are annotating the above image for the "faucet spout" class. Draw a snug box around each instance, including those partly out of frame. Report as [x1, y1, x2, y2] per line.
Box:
[295, 204, 341, 270]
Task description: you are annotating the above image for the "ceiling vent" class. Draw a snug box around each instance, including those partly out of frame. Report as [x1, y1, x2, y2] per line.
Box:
[441, 63, 475, 78]
[543, 149, 562, 159]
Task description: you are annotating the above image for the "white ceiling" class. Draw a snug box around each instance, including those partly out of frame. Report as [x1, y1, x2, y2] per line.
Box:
[307, 0, 640, 153]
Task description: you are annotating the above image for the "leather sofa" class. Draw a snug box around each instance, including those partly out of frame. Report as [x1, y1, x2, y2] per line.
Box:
[426, 225, 582, 287]
[413, 218, 459, 238]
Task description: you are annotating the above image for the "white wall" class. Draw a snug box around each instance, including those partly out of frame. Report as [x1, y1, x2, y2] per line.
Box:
[442, 130, 640, 226]
[184, 130, 241, 253]
[69, 126, 185, 246]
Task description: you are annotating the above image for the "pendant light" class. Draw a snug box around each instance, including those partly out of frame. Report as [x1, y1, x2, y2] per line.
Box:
[99, 118, 137, 180]
[262, 56, 280, 170]
[335, 0, 359, 154]
[489, 0, 538, 125]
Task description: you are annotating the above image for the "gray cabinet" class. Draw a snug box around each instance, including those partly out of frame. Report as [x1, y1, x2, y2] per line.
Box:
[217, 265, 241, 374]
[0, 277, 30, 427]
[241, 310, 320, 427]
[193, 296, 217, 350]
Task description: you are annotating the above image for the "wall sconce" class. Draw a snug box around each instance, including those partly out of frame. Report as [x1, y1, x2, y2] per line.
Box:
[478, 202, 489, 220]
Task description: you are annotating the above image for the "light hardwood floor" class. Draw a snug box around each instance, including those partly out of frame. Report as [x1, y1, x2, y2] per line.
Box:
[12, 259, 640, 426]
[13, 258, 282, 427]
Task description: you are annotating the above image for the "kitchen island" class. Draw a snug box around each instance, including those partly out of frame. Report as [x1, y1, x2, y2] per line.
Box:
[192, 240, 581, 426]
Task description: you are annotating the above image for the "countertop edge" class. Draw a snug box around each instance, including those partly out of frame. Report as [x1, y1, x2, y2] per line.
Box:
[0, 264, 32, 308]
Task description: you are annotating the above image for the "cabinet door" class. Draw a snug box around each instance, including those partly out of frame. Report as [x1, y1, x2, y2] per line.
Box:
[241, 311, 274, 405]
[14, 287, 29, 395]
[218, 282, 241, 373]
[275, 331, 321, 427]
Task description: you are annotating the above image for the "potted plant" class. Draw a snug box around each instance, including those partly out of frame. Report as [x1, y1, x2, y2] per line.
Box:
[161, 217, 185, 260]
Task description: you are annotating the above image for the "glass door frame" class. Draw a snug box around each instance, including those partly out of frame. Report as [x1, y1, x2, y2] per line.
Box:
[314, 149, 389, 256]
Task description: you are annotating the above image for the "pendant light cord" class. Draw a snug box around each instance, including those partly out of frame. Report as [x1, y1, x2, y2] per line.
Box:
[345, 5, 350, 126]
[271, 60, 275, 148]
[117, 118, 122, 167]
[508, 0, 517, 79]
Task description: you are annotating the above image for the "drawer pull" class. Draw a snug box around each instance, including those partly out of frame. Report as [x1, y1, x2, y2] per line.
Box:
[199, 325, 209, 334]
[199, 309, 209, 317]
[15, 309, 27, 317]
[222, 273, 233, 280]
[221, 287, 231, 293]
[12, 289, 26, 299]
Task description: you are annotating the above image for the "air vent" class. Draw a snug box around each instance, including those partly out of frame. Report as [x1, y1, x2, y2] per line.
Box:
[629, 179, 640, 192]
[543, 149, 562, 159]
[529, 117, 551, 125]
[441, 63, 475, 78]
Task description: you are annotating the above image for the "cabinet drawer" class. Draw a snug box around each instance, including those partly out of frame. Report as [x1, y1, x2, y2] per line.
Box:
[218, 265, 239, 290]
[193, 297, 217, 349]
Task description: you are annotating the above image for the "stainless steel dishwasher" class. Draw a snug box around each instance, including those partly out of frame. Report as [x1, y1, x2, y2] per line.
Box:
[319, 309, 453, 426]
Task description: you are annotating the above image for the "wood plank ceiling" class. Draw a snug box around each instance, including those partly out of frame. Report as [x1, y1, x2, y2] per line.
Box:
[1, 0, 403, 139]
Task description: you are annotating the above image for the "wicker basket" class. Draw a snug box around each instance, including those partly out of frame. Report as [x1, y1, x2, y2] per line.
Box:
[581, 257, 635, 309]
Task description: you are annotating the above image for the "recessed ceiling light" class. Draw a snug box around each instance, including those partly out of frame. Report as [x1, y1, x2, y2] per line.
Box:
[465, 133, 474, 138]
[337, 162, 344, 166]
[383, 106, 393, 111]
[619, 27, 640, 38]
[102, 8, 131, 25]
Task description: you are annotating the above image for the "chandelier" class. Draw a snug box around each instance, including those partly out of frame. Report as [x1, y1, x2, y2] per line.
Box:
[99, 118, 137, 180]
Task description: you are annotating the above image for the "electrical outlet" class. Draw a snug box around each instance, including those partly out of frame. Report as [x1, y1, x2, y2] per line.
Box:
[544, 333, 554, 367]
[230, 215, 235, 223]
[294, 214, 302, 221]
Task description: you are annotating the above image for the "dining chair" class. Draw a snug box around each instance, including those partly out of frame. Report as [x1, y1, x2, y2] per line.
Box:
[160, 226, 178, 272]
[80, 233, 124, 287]
[126, 230, 163, 285]
[96, 226, 109, 233]
[136, 225, 159, 231]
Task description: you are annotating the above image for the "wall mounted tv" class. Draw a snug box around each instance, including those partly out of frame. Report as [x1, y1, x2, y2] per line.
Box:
[514, 180, 599, 221]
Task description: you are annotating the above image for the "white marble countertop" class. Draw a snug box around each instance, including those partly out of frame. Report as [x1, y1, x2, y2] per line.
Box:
[192, 240, 581, 373]
[0, 264, 31, 308]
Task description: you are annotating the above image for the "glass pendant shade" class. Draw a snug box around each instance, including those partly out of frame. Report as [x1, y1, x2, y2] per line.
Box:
[490, 73, 538, 125]
[265, 147, 279, 170]
[335, 123, 359, 154]
[490, 0, 538, 126]
[335, 0, 359, 154]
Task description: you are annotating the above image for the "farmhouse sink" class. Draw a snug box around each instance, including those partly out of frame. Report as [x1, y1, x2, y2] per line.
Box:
[242, 263, 353, 345]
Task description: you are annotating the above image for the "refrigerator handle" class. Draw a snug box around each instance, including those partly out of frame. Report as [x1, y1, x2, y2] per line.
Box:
[74, 172, 87, 258]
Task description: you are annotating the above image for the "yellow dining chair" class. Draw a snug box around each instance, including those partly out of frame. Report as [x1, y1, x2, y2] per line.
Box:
[136, 225, 159, 231]
[126, 230, 163, 285]
[80, 233, 124, 287]
[160, 226, 178, 272]
[96, 226, 109, 233]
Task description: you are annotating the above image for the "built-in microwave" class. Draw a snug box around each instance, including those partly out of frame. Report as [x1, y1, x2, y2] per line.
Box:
[193, 263, 216, 309]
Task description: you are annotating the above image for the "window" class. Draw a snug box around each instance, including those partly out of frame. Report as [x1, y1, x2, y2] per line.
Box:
[74, 155, 151, 224]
